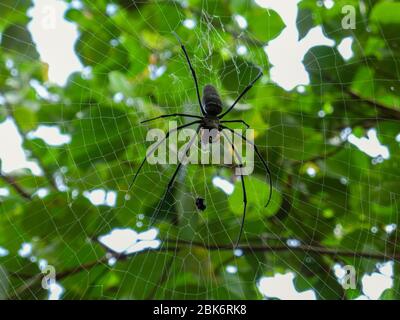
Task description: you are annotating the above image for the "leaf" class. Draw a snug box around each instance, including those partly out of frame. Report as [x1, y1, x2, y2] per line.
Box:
[228, 174, 280, 219]
[313, 271, 345, 300]
[140, 2, 183, 32]
[21, 193, 98, 241]
[116, 252, 173, 299]
[69, 105, 133, 168]
[304, 46, 356, 88]
[370, 2, 400, 51]
[266, 111, 305, 161]
[244, 7, 285, 43]
[1, 24, 39, 60]
[220, 57, 262, 96]
[296, 9, 314, 40]
[74, 18, 129, 74]
[0, 266, 9, 300]
[13, 106, 37, 132]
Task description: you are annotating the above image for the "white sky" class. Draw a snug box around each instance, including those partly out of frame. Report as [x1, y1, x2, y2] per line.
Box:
[28, 0, 83, 86]
[0, 118, 42, 175]
[258, 272, 316, 300]
[256, 0, 335, 91]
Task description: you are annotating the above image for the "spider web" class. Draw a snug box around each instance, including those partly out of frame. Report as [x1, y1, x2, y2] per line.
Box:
[0, 0, 399, 300]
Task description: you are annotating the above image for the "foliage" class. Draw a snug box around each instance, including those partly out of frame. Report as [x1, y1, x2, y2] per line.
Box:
[0, 0, 399, 300]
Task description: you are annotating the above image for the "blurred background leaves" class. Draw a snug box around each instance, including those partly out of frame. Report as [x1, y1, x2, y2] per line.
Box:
[0, 0, 399, 300]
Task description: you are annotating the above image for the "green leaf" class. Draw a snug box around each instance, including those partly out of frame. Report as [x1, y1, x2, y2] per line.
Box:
[229, 175, 280, 219]
[296, 9, 314, 40]
[13, 106, 37, 132]
[244, 8, 285, 43]
[21, 193, 98, 241]
[370, 2, 400, 25]
[0, 0, 31, 32]
[266, 111, 305, 161]
[220, 57, 263, 97]
[1, 24, 39, 60]
[69, 105, 133, 168]
[0, 266, 9, 300]
[109, 71, 133, 97]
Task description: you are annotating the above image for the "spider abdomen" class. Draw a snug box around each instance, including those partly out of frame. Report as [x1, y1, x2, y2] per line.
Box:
[203, 84, 222, 116]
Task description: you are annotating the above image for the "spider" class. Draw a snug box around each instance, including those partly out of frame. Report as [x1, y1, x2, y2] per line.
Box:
[195, 197, 206, 211]
[129, 32, 272, 247]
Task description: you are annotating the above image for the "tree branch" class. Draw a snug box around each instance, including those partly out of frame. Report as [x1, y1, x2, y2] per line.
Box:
[49, 238, 400, 280]
[320, 76, 400, 122]
[347, 89, 400, 121]
[8, 236, 398, 299]
[0, 173, 32, 200]
[290, 144, 344, 166]
[163, 239, 400, 261]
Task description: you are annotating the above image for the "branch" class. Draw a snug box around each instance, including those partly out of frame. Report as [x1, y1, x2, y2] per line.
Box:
[8, 236, 398, 299]
[8, 256, 109, 299]
[163, 239, 400, 261]
[56, 257, 109, 280]
[320, 76, 400, 122]
[289, 144, 344, 166]
[347, 90, 400, 121]
[0, 173, 32, 200]
[52, 237, 400, 278]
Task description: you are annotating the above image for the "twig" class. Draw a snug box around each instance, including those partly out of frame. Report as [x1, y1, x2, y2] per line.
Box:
[56, 257, 109, 280]
[0, 174, 32, 200]
[347, 90, 400, 121]
[8, 236, 398, 299]
[320, 76, 400, 121]
[163, 239, 400, 261]
[290, 144, 344, 166]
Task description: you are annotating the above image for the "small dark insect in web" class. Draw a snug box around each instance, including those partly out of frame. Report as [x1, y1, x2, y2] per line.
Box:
[128, 32, 273, 248]
[195, 197, 206, 211]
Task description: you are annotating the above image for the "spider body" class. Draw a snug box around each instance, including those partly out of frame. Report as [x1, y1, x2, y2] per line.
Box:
[201, 115, 221, 144]
[201, 85, 223, 135]
[130, 32, 272, 248]
[202, 84, 223, 116]
[195, 197, 206, 211]
[201, 115, 220, 131]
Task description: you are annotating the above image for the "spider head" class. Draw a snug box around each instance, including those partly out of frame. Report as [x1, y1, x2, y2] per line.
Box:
[202, 84, 222, 116]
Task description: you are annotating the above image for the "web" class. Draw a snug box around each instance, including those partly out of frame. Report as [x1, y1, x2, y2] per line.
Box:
[0, 0, 399, 300]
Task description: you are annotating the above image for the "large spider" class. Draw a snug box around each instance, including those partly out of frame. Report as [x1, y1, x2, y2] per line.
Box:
[129, 32, 272, 246]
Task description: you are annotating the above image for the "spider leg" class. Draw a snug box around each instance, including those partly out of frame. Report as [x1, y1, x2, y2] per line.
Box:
[128, 120, 201, 192]
[150, 125, 201, 224]
[219, 67, 263, 119]
[221, 125, 272, 208]
[141, 113, 202, 124]
[220, 120, 250, 129]
[172, 31, 206, 116]
[221, 131, 247, 248]
[238, 171, 247, 247]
